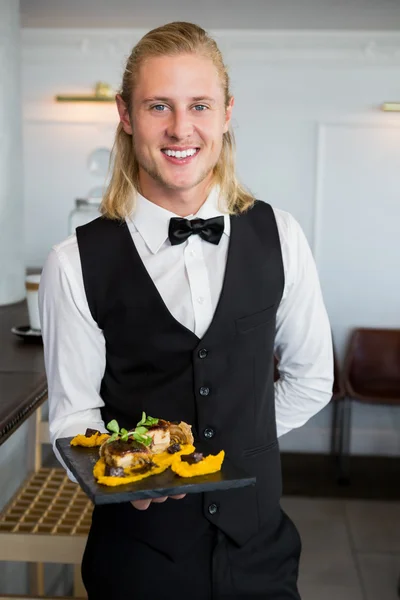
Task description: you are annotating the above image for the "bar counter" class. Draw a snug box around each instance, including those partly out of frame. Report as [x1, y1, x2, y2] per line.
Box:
[0, 301, 47, 446]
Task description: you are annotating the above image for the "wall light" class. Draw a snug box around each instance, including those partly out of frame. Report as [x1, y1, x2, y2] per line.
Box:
[55, 81, 115, 103]
[381, 103, 400, 112]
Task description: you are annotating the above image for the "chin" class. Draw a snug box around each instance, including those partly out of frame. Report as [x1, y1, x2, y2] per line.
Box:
[167, 172, 213, 191]
[165, 180, 198, 192]
[161, 173, 200, 190]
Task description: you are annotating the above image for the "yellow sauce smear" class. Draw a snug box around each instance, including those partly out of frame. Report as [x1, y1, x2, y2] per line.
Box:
[171, 451, 225, 478]
[70, 433, 110, 447]
[151, 444, 196, 469]
[93, 444, 196, 487]
[93, 457, 170, 486]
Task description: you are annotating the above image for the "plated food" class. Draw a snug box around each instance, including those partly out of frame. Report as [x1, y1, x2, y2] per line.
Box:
[70, 413, 225, 487]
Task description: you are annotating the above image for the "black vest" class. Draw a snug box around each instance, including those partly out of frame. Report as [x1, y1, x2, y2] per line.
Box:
[76, 200, 284, 559]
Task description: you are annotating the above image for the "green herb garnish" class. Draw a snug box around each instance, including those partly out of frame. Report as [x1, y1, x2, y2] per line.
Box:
[137, 411, 159, 428]
[106, 418, 153, 446]
[107, 419, 120, 434]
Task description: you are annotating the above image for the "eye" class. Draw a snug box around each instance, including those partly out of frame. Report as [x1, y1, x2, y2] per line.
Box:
[193, 105, 208, 111]
[151, 104, 167, 112]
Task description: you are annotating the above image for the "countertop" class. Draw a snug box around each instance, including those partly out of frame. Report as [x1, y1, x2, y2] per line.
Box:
[0, 301, 47, 446]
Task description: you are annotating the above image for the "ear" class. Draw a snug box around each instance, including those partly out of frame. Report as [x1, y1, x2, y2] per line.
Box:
[116, 94, 133, 135]
[223, 96, 234, 134]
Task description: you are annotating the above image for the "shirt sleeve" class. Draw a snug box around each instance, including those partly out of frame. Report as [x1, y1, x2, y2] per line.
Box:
[38, 245, 108, 480]
[273, 210, 334, 437]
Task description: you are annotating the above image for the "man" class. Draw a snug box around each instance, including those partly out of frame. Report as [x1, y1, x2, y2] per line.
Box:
[39, 21, 333, 600]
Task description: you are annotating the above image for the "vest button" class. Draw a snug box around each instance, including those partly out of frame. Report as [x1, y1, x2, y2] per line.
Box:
[198, 348, 208, 359]
[203, 428, 215, 439]
[208, 503, 218, 515]
[199, 386, 210, 397]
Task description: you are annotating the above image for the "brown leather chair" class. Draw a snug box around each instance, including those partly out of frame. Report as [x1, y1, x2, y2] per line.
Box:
[336, 327, 400, 482]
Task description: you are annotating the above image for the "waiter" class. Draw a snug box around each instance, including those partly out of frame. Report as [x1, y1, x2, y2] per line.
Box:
[39, 21, 333, 600]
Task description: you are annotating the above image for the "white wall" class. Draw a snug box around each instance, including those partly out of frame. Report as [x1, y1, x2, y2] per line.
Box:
[21, 29, 400, 456]
[19, 0, 400, 30]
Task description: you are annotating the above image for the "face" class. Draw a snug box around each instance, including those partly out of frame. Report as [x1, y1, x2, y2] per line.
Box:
[116, 53, 234, 198]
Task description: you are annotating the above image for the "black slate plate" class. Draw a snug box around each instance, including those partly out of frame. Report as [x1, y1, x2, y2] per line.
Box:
[56, 437, 256, 505]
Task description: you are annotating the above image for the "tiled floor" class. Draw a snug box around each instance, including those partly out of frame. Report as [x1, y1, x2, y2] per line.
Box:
[281, 496, 400, 600]
[1, 494, 398, 597]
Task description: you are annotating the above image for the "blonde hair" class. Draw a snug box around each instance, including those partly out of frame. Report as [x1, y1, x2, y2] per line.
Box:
[101, 22, 254, 219]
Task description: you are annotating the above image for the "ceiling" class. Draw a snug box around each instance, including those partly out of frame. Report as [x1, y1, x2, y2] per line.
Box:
[20, 0, 400, 30]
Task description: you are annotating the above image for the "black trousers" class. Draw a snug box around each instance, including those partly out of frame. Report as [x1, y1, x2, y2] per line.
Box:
[81, 505, 301, 600]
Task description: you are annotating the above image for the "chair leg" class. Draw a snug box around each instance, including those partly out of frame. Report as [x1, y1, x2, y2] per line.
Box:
[73, 564, 87, 598]
[330, 398, 341, 455]
[28, 562, 45, 595]
[337, 397, 352, 485]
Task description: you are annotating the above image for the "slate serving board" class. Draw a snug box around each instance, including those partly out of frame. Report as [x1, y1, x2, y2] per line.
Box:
[56, 437, 256, 505]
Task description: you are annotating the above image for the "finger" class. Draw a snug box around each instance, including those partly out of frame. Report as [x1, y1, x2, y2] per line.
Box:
[170, 494, 186, 500]
[151, 496, 168, 503]
[131, 499, 152, 510]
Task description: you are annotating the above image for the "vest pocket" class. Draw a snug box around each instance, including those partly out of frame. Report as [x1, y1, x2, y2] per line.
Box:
[242, 439, 278, 457]
[235, 304, 276, 333]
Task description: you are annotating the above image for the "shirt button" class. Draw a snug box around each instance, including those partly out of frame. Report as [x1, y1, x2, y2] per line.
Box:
[203, 427, 215, 439]
[198, 348, 208, 359]
[208, 503, 218, 515]
[197, 296, 204, 304]
[190, 250, 196, 257]
[199, 387, 210, 397]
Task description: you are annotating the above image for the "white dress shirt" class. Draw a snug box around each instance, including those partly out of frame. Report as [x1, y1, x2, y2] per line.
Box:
[39, 188, 333, 474]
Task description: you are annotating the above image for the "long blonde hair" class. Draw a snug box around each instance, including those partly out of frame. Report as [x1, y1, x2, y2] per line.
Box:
[101, 22, 254, 219]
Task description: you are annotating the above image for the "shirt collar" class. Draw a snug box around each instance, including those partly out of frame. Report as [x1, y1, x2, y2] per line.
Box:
[128, 187, 230, 255]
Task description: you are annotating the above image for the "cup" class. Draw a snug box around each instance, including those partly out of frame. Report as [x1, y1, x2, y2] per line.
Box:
[25, 274, 41, 331]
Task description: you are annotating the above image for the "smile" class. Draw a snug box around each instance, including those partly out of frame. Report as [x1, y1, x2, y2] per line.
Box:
[161, 148, 200, 164]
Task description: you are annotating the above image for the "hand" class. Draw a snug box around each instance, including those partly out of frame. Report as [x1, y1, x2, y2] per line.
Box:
[131, 494, 186, 511]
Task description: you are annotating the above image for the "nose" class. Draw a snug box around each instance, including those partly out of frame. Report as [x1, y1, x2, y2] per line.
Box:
[166, 108, 194, 140]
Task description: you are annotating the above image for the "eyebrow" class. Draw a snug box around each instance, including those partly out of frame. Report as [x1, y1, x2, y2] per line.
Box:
[142, 96, 217, 106]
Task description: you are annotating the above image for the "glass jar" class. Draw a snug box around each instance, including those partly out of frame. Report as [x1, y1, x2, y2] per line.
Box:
[68, 198, 101, 235]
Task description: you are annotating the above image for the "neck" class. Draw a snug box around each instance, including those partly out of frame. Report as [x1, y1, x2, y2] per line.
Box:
[138, 173, 214, 217]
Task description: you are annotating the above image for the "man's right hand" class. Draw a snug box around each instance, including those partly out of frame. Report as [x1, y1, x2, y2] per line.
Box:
[131, 494, 186, 510]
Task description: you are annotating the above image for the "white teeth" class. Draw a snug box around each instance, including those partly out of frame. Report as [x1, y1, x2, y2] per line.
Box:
[164, 149, 197, 158]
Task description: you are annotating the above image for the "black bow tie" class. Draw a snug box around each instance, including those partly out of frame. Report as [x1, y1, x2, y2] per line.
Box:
[168, 216, 224, 246]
